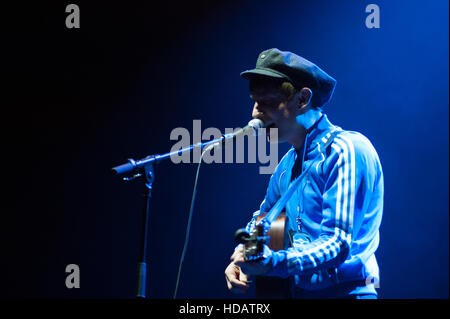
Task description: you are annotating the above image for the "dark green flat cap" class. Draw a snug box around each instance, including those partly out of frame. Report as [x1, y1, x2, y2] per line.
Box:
[240, 48, 336, 107]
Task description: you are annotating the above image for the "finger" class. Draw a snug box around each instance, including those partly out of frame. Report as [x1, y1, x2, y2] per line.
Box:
[239, 271, 249, 283]
[231, 245, 244, 260]
[229, 276, 248, 287]
[225, 270, 250, 293]
[225, 268, 249, 287]
[228, 276, 249, 289]
[225, 269, 249, 288]
[225, 276, 233, 290]
[225, 266, 247, 287]
[234, 256, 246, 265]
[231, 249, 245, 261]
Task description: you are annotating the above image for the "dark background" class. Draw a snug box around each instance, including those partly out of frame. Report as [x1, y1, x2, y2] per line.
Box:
[3, 0, 448, 299]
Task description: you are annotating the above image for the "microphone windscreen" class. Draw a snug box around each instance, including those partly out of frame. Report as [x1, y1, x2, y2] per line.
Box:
[248, 118, 264, 129]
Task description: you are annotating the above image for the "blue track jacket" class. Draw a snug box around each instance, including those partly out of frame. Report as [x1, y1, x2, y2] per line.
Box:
[245, 110, 384, 295]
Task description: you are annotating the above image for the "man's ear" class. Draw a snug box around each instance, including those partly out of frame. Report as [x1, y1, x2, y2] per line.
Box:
[298, 87, 313, 109]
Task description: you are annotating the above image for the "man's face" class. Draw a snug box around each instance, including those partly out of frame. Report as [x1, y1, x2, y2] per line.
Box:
[250, 86, 299, 142]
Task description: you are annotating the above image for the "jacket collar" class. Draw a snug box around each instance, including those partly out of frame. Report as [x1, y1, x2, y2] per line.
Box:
[300, 109, 338, 154]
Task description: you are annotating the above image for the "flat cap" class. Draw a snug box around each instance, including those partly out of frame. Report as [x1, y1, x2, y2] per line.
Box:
[240, 48, 336, 107]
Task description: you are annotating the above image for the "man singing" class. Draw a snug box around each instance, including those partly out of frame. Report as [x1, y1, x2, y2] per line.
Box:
[224, 48, 384, 299]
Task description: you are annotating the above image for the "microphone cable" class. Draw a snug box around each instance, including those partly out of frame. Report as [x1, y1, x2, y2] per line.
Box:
[173, 148, 208, 299]
[172, 119, 263, 298]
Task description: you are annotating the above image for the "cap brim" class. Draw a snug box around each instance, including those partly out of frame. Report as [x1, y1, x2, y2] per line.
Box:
[240, 68, 287, 80]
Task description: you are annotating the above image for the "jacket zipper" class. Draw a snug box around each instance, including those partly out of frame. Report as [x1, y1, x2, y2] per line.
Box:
[296, 133, 309, 232]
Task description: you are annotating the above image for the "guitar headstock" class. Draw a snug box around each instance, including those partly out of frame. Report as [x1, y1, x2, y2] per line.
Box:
[234, 224, 270, 261]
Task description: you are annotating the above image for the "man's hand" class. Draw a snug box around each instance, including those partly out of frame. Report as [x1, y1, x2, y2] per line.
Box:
[233, 244, 273, 276]
[225, 245, 250, 293]
[224, 261, 250, 293]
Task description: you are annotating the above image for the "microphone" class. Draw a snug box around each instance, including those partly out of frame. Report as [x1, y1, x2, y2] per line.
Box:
[203, 119, 265, 153]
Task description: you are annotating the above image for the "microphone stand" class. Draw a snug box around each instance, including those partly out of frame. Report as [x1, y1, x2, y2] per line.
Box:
[111, 138, 226, 299]
[111, 121, 262, 298]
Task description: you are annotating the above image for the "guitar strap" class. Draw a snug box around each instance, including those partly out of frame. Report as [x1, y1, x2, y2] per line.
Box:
[259, 127, 343, 233]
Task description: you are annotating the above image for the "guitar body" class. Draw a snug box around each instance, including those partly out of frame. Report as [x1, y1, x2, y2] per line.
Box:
[254, 211, 292, 299]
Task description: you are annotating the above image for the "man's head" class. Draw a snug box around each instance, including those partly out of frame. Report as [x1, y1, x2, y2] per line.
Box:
[248, 76, 313, 143]
[241, 48, 336, 144]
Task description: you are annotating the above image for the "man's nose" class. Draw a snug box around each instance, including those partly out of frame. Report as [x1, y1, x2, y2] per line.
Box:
[254, 102, 266, 113]
[252, 104, 262, 117]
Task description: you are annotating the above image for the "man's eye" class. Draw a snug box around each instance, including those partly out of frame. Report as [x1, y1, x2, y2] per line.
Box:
[259, 100, 275, 106]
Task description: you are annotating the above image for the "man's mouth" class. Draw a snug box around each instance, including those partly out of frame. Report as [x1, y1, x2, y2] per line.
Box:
[253, 117, 276, 134]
